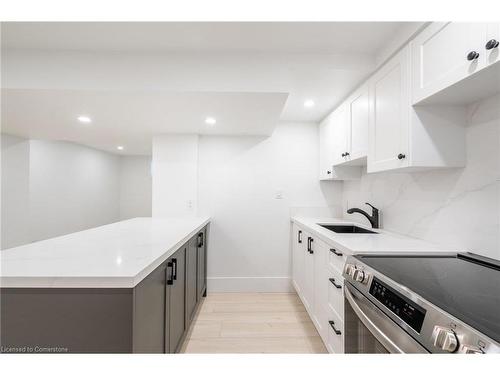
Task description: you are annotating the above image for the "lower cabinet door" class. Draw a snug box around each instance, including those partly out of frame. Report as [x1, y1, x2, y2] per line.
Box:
[197, 229, 206, 298]
[313, 240, 329, 339]
[303, 234, 315, 312]
[326, 307, 344, 353]
[292, 224, 304, 294]
[132, 262, 167, 353]
[186, 237, 198, 323]
[328, 268, 344, 320]
[167, 247, 186, 353]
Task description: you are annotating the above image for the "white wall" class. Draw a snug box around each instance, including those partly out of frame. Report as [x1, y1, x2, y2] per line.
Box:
[1, 137, 153, 249]
[152, 135, 199, 218]
[197, 122, 342, 291]
[119, 156, 152, 220]
[28, 140, 121, 242]
[342, 94, 500, 260]
[1, 134, 31, 249]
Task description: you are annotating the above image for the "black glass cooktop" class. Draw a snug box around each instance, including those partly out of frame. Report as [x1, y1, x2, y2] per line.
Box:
[355, 253, 500, 343]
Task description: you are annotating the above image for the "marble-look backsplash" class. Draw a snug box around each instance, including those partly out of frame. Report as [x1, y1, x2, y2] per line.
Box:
[342, 94, 500, 260]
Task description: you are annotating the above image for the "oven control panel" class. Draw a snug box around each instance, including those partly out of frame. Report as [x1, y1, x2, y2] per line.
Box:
[369, 277, 426, 333]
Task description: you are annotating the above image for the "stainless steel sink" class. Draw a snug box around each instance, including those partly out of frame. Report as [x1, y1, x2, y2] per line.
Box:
[318, 224, 377, 234]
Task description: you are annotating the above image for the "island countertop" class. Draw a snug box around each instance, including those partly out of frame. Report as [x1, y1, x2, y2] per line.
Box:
[0, 217, 210, 288]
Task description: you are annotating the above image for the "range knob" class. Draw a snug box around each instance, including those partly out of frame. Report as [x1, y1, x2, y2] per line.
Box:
[352, 268, 369, 284]
[432, 326, 458, 352]
[458, 345, 483, 354]
[344, 264, 356, 278]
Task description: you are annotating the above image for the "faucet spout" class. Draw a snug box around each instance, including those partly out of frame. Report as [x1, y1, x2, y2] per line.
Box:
[346, 203, 379, 229]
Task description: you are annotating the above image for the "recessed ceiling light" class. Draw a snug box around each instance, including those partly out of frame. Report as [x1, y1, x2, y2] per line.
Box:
[77, 116, 92, 123]
[205, 117, 216, 126]
[117, 146, 124, 151]
[304, 100, 315, 108]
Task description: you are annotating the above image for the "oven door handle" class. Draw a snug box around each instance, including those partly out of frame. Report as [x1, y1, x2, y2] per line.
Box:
[344, 283, 428, 354]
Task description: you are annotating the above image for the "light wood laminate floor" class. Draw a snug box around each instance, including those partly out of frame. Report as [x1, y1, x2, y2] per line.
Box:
[180, 293, 327, 353]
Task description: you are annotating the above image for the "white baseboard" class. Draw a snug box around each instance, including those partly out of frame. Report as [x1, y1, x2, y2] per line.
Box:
[207, 276, 293, 293]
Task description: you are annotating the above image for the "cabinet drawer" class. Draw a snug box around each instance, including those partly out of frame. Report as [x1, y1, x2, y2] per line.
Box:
[328, 246, 346, 274]
[326, 306, 344, 354]
[328, 269, 344, 320]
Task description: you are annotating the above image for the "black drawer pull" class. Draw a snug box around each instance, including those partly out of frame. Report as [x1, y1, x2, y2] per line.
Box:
[330, 248, 343, 257]
[167, 261, 174, 285]
[309, 237, 314, 254]
[298, 230, 302, 244]
[197, 232, 204, 248]
[329, 320, 342, 335]
[172, 258, 177, 281]
[329, 278, 342, 289]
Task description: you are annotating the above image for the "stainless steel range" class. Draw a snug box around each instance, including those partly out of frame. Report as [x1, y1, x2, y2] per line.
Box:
[342, 252, 500, 354]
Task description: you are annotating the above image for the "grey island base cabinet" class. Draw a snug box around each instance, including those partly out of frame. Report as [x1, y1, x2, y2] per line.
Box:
[0, 226, 208, 354]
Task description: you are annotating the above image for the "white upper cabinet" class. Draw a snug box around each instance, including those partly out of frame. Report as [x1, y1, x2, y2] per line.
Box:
[368, 44, 466, 173]
[318, 113, 335, 180]
[331, 103, 349, 166]
[319, 23, 478, 176]
[318, 113, 362, 181]
[412, 22, 500, 104]
[329, 85, 369, 167]
[347, 84, 369, 162]
[368, 46, 410, 173]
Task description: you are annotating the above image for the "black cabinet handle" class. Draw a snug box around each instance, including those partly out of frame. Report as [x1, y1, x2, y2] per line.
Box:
[198, 232, 204, 248]
[167, 261, 174, 285]
[345, 152, 350, 156]
[341, 153, 346, 157]
[327, 170, 332, 175]
[397, 153, 406, 160]
[329, 278, 342, 289]
[172, 258, 177, 281]
[486, 39, 499, 50]
[467, 51, 480, 61]
[330, 248, 343, 257]
[309, 237, 314, 254]
[328, 320, 342, 335]
[298, 230, 302, 244]
[306, 237, 310, 252]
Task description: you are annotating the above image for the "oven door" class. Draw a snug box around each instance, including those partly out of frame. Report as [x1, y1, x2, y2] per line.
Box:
[344, 283, 429, 353]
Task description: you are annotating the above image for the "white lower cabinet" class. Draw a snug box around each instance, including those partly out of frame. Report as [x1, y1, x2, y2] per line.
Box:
[328, 267, 344, 316]
[292, 224, 305, 295]
[303, 233, 315, 312]
[291, 225, 348, 353]
[292, 223, 314, 313]
[312, 239, 329, 341]
[326, 306, 345, 353]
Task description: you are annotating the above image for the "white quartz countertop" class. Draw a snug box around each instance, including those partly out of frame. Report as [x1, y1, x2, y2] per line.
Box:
[292, 217, 459, 255]
[0, 217, 210, 288]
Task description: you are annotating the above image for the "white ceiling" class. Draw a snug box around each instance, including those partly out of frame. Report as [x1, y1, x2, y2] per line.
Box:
[1, 22, 419, 154]
[2, 22, 406, 54]
[2, 89, 288, 155]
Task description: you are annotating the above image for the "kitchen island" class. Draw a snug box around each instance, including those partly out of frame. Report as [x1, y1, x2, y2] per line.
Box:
[0, 217, 210, 353]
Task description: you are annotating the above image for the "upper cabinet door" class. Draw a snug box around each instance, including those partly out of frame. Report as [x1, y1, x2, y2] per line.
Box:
[411, 22, 486, 104]
[318, 114, 335, 180]
[347, 85, 369, 161]
[331, 103, 349, 166]
[485, 23, 500, 66]
[368, 46, 410, 173]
